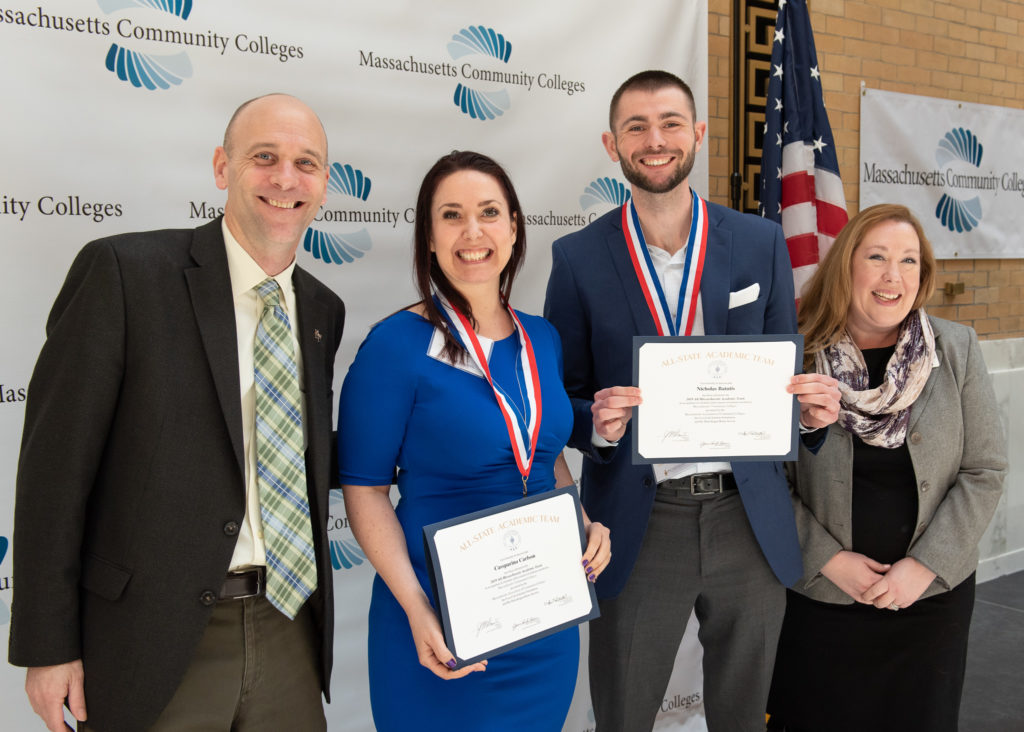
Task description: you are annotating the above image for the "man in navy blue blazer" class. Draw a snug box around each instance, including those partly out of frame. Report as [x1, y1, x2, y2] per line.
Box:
[544, 70, 840, 731]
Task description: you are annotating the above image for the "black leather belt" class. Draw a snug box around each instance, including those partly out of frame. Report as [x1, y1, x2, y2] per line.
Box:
[220, 567, 265, 600]
[658, 472, 737, 497]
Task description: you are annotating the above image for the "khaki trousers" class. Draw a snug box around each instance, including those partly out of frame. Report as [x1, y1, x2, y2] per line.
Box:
[82, 594, 325, 732]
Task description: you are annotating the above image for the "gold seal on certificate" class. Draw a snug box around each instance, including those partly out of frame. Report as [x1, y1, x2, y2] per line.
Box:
[423, 486, 599, 667]
[632, 335, 804, 463]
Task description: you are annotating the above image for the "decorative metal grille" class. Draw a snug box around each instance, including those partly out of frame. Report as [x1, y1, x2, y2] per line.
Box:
[732, 0, 780, 212]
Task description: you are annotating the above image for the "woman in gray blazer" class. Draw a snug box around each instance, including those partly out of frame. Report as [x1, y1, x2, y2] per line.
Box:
[767, 204, 1006, 732]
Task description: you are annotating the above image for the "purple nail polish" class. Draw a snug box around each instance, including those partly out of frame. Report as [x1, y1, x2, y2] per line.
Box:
[588, 573, 596, 582]
[446, 659, 457, 669]
[582, 559, 590, 567]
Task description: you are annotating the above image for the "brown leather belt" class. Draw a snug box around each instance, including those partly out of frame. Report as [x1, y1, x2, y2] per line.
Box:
[657, 472, 738, 497]
[220, 567, 265, 600]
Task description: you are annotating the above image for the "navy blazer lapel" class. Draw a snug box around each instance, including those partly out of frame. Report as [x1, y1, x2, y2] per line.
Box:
[604, 209, 661, 337]
[184, 218, 245, 477]
[700, 205, 731, 335]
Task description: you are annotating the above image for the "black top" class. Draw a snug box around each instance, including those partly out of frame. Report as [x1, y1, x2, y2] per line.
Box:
[850, 345, 918, 564]
[768, 346, 974, 732]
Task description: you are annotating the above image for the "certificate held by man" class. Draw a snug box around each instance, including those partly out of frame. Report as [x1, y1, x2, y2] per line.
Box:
[632, 334, 804, 463]
[423, 486, 599, 667]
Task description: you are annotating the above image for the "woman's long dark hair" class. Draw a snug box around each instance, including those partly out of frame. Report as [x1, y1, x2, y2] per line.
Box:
[412, 150, 527, 363]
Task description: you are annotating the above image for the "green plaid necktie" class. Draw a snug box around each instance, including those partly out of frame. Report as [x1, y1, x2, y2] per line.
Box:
[253, 277, 317, 618]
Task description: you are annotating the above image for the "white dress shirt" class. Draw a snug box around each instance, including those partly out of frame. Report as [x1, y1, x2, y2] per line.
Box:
[593, 241, 731, 481]
[221, 220, 308, 570]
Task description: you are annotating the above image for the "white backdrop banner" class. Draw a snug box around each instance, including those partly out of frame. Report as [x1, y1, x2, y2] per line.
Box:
[860, 86, 1024, 258]
[0, 1, 709, 730]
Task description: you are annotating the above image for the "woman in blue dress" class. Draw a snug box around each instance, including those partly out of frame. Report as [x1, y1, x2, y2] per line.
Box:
[338, 151, 611, 731]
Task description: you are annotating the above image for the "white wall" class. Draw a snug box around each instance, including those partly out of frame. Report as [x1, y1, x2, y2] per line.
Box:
[0, 2, 711, 729]
[977, 337, 1024, 581]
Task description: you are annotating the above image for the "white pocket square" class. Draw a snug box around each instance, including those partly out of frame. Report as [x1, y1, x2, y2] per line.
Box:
[728, 283, 760, 309]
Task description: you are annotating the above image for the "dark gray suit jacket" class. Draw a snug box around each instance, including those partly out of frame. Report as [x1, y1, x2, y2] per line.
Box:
[8, 218, 344, 731]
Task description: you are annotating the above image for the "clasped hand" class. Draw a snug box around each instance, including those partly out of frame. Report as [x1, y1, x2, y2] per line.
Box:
[821, 552, 937, 610]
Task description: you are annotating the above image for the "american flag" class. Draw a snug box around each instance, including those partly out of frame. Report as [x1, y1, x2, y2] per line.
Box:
[759, 0, 848, 301]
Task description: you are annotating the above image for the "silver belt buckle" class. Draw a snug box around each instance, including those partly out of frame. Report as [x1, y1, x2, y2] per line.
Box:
[690, 472, 723, 495]
[226, 568, 264, 600]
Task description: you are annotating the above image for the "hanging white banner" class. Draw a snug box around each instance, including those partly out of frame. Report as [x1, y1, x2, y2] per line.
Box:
[860, 86, 1024, 258]
[1, 1, 710, 730]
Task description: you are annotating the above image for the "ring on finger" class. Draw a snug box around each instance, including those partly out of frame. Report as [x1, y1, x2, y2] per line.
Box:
[888, 602, 900, 611]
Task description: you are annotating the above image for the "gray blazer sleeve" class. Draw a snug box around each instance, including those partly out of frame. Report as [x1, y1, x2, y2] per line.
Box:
[905, 320, 1006, 589]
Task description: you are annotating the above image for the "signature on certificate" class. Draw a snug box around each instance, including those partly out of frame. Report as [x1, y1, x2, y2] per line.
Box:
[662, 429, 690, 442]
[476, 617, 502, 637]
[512, 616, 541, 633]
[545, 593, 573, 607]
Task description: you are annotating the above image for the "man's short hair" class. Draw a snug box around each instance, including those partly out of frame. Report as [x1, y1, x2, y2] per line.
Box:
[608, 70, 697, 131]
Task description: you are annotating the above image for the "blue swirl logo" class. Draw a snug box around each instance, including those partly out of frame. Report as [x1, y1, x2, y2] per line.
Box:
[936, 128, 983, 168]
[304, 163, 375, 266]
[0, 536, 9, 626]
[327, 163, 372, 200]
[104, 44, 193, 89]
[935, 128, 983, 233]
[327, 491, 367, 571]
[579, 177, 631, 210]
[98, 0, 195, 89]
[448, 25, 512, 121]
[98, 0, 192, 18]
[447, 25, 511, 62]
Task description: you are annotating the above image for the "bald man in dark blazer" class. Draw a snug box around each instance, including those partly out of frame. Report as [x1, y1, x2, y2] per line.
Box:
[9, 94, 344, 732]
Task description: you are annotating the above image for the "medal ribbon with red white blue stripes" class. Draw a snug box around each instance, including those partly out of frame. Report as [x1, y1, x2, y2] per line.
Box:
[622, 189, 709, 336]
[435, 293, 542, 495]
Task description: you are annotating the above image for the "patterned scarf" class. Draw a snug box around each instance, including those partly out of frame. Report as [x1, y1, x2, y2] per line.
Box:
[814, 310, 937, 448]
